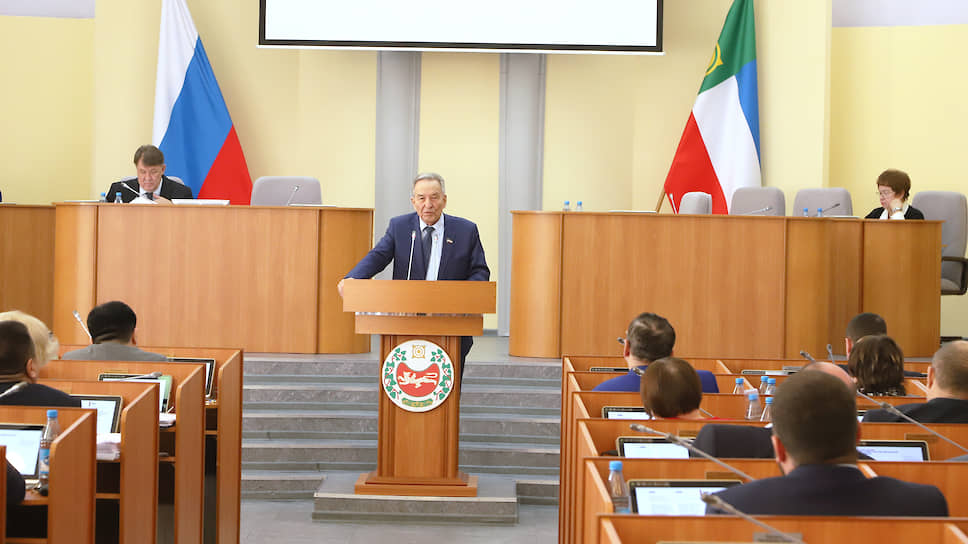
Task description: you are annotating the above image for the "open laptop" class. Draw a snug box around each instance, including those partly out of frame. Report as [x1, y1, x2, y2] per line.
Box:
[629, 479, 742, 515]
[857, 439, 929, 461]
[589, 367, 629, 373]
[0, 423, 44, 484]
[166, 357, 215, 399]
[72, 394, 123, 434]
[98, 373, 172, 412]
[616, 436, 689, 459]
[602, 406, 650, 420]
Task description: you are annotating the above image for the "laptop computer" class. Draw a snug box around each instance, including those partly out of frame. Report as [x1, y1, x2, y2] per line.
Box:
[0, 423, 44, 483]
[602, 406, 650, 420]
[589, 367, 629, 373]
[98, 373, 172, 413]
[616, 436, 689, 459]
[72, 394, 123, 434]
[857, 439, 929, 461]
[629, 479, 742, 515]
[166, 357, 216, 399]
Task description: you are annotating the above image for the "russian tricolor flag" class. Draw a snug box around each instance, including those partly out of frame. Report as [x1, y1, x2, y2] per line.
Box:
[152, 0, 252, 204]
[663, 0, 760, 214]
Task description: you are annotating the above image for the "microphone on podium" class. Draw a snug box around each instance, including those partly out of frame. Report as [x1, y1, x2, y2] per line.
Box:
[629, 423, 756, 481]
[747, 205, 773, 215]
[119, 371, 163, 381]
[856, 390, 968, 455]
[820, 202, 841, 215]
[72, 310, 92, 341]
[826, 344, 835, 362]
[120, 182, 141, 197]
[285, 185, 301, 206]
[406, 230, 416, 280]
[700, 493, 806, 544]
[799, 350, 818, 364]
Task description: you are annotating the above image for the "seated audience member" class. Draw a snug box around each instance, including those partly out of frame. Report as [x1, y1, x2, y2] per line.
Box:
[865, 168, 924, 220]
[844, 312, 887, 356]
[864, 340, 968, 423]
[105, 144, 193, 203]
[0, 321, 79, 407]
[6, 460, 25, 507]
[847, 335, 906, 396]
[62, 301, 166, 361]
[706, 371, 947, 516]
[640, 357, 705, 419]
[593, 312, 718, 393]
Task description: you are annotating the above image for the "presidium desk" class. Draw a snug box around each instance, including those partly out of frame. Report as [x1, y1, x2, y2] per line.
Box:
[509, 211, 942, 359]
[50, 202, 373, 353]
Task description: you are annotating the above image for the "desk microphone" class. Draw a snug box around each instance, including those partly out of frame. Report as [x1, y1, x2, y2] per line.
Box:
[747, 206, 773, 215]
[285, 185, 300, 206]
[856, 390, 968, 455]
[700, 494, 806, 544]
[120, 182, 141, 197]
[826, 344, 835, 362]
[0, 381, 29, 400]
[799, 350, 818, 364]
[72, 310, 92, 341]
[406, 230, 416, 280]
[820, 202, 841, 215]
[629, 423, 756, 481]
[120, 371, 163, 381]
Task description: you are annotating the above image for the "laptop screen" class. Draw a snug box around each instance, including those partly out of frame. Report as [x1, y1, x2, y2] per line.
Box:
[629, 479, 741, 515]
[0, 424, 44, 478]
[73, 395, 123, 434]
[617, 437, 689, 459]
[166, 357, 215, 398]
[602, 406, 651, 420]
[98, 374, 172, 412]
[857, 440, 929, 461]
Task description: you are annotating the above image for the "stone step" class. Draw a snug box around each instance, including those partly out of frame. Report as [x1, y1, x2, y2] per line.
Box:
[243, 357, 560, 380]
[516, 478, 560, 506]
[242, 400, 560, 416]
[241, 410, 560, 443]
[242, 383, 561, 410]
[240, 470, 323, 500]
[245, 373, 559, 388]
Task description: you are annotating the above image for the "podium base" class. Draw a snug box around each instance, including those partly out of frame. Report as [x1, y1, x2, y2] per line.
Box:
[354, 472, 479, 497]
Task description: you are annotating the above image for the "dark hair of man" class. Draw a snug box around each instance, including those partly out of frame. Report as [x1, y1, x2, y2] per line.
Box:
[0, 321, 35, 375]
[772, 371, 857, 465]
[847, 335, 906, 395]
[640, 357, 702, 418]
[931, 340, 968, 395]
[626, 312, 675, 362]
[87, 301, 138, 344]
[876, 168, 912, 201]
[845, 312, 887, 343]
[133, 145, 165, 167]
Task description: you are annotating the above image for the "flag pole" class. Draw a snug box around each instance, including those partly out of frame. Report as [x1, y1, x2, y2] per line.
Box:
[654, 188, 667, 213]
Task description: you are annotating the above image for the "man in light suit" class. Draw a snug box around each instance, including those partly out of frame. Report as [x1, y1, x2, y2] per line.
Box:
[62, 301, 167, 362]
[706, 370, 948, 517]
[106, 145, 194, 203]
[338, 173, 490, 368]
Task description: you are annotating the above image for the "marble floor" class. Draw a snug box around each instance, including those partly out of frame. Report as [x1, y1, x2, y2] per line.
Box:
[240, 501, 558, 543]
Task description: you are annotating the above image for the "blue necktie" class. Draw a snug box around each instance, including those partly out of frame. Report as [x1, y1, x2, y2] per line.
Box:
[421, 226, 433, 275]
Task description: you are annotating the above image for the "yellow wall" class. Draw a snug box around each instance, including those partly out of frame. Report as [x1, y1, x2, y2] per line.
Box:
[0, 15, 93, 204]
[831, 24, 968, 337]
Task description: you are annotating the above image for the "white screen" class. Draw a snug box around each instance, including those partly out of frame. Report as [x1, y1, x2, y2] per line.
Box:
[857, 445, 926, 462]
[80, 399, 118, 434]
[261, 0, 661, 53]
[605, 410, 651, 420]
[0, 428, 43, 477]
[634, 486, 728, 516]
[622, 442, 689, 459]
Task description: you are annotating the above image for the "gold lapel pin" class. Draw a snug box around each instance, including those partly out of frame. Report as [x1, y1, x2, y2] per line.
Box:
[446, 238, 454, 244]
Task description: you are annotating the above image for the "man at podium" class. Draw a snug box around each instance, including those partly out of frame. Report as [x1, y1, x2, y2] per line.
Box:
[339, 172, 489, 365]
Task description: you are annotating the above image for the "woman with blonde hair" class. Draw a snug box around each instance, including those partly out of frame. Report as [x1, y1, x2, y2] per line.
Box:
[0, 311, 77, 406]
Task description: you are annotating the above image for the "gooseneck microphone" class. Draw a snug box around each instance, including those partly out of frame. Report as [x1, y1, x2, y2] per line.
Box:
[799, 350, 818, 364]
[285, 185, 300, 206]
[747, 206, 773, 215]
[700, 494, 806, 543]
[120, 182, 141, 197]
[120, 371, 163, 381]
[826, 344, 835, 362]
[72, 310, 92, 341]
[0, 381, 29, 400]
[820, 202, 841, 215]
[406, 230, 416, 280]
[856, 390, 968, 455]
[630, 424, 756, 481]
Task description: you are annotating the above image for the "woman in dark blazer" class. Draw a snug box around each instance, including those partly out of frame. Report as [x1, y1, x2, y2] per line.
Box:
[865, 168, 924, 220]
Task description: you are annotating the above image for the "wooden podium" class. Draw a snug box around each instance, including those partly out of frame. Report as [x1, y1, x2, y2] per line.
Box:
[342, 279, 496, 497]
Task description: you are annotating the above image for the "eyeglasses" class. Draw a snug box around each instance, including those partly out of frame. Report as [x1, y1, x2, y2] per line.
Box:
[877, 189, 894, 198]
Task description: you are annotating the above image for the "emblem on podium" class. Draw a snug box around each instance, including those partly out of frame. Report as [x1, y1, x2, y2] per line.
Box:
[382, 340, 454, 413]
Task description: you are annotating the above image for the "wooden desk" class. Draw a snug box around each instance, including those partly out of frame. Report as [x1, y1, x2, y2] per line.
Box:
[0, 205, 54, 325]
[512, 213, 941, 358]
[52, 203, 373, 353]
[0, 407, 96, 544]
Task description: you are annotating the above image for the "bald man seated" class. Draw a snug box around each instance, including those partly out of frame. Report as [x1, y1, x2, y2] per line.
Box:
[864, 340, 968, 423]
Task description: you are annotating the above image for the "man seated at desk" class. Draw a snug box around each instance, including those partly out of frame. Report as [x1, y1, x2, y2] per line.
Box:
[63, 301, 167, 362]
[706, 370, 948, 517]
[106, 144, 193, 203]
[864, 340, 968, 423]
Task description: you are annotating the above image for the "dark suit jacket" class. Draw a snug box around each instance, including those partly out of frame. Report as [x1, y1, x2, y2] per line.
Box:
[592, 367, 720, 393]
[346, 212, 489, 281]
[865, 206, 925, 220]
[863, 397, 968, 423]
[6, 461, 25, 506]
[706, 464, 948, 516]
[0, 382, 81, 408]
[107, 176, 194, 203]
[691, 424, 775, 458]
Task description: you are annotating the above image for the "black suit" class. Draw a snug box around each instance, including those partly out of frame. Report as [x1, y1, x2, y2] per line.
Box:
[691, 424, 775, 459]
[863, 397, 968, 423]
[706, 464, 948, 516]
[106, 176, 194, 203]
[865, 206, 925, 220]
[0, 382, 81, 408]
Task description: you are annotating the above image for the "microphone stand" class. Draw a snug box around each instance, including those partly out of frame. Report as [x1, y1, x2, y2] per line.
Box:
[856, 390, 968, 455]
[406, 230, 416, 280]
[701, 494, 807, 544]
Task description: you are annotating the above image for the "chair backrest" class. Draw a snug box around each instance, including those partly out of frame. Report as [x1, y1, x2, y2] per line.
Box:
[911, 191, 968, 287]
[678, 192, 712, 215]
[250, 176, 322, 206]
[792, 187, 853, 217]
[729, 187, 786, 216]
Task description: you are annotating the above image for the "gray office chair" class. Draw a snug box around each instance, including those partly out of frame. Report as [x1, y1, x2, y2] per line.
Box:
[250, 176, 322, 206]
[911, 191, 968, 295]
[678, 192, 712, 215]
[792, 187, 853, 217]
[730, 187, 786, 216]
